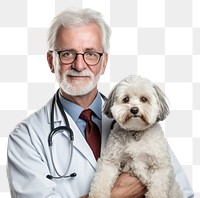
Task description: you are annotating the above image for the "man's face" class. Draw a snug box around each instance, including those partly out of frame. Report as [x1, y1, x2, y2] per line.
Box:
[51, 24, 108, 96]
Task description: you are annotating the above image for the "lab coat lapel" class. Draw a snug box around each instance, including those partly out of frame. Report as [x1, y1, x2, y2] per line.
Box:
[47, 97, 62, 125]
[66, 114, 97, 169]
[51, 103, 97, 168]
[46, 96, 113, 169]
[54, 112, 96, 168]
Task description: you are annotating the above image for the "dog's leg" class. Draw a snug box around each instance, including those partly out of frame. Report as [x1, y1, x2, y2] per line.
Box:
[145, 167, 173, 198]
[89, 158, 120, 198]
[129, 160, 150, 189]
[130, 160, 177, 198]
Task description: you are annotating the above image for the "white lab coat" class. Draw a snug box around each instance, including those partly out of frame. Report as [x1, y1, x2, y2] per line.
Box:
[7, 96, 194, 198]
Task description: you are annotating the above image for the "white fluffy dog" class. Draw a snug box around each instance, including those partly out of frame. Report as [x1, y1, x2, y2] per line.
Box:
[89, 75, 182, 198]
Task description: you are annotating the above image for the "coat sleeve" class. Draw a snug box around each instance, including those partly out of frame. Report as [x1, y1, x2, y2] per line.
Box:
[7, 121, 61, 198]
[169, 146, 194, 198]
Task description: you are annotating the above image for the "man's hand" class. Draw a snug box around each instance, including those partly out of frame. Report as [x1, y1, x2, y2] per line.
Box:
[111, 173, 146, 198]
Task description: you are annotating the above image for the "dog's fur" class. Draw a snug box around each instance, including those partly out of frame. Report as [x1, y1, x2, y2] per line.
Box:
[89, 75, 183, 198]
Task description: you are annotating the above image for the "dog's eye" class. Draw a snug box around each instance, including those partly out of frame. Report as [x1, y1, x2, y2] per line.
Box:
[140, 97, 148, 103]
[122, 96, 129, 103]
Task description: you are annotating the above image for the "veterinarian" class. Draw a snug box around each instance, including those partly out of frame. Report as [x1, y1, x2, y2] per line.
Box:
[7, 8, 193, 198]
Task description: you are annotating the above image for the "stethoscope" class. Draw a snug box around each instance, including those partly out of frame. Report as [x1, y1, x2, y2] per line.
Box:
[46, 89, 107, 180]
[46, 89, 76, 180]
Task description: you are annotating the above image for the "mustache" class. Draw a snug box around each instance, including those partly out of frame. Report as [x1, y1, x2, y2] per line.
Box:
[65, 69, 92, 77]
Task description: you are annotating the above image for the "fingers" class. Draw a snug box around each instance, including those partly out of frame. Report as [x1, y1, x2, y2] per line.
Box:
[111, 173, 146, 198]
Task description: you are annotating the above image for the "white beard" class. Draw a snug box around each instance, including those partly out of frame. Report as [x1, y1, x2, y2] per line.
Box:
[59, 69, 101, 96]
[54, 54, 102, 96]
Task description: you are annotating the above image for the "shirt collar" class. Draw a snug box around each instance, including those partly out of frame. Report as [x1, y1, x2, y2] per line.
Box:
[59, 92, 102, 122]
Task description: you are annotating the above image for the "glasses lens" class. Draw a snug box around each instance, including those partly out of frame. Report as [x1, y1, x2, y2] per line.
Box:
[84, 52, 100, 65]
[60, 51, 76, 64]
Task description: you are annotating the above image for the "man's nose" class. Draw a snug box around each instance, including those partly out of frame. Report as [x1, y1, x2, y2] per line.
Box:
[72, 54, 87, 71]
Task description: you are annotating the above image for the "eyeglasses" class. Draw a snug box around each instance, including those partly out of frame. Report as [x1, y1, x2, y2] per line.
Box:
[53, 50, 104, 66]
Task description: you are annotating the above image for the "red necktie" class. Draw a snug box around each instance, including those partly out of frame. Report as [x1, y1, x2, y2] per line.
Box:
[80, 109, 101, 160]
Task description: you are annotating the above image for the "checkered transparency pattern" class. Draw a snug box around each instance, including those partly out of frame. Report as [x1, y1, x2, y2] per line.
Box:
[0, 0, 199, 197]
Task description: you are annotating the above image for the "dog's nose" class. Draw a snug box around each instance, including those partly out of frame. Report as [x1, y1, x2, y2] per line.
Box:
[130, 107, 139, 115]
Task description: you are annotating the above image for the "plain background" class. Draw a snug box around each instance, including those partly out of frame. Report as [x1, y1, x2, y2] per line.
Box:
[0, 0, 200, 197]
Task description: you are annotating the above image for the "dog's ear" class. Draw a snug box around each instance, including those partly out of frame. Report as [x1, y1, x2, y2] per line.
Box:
[103, 86, 117, 118]
[153, 84, 169, 121]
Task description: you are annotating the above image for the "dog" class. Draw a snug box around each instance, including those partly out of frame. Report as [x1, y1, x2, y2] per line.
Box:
[89, 75, 183, 198]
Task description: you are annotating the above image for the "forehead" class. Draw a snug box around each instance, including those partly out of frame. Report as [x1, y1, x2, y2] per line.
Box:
[56, 24, 103, 50]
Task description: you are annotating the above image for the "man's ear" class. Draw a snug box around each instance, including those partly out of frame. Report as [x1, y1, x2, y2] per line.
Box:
[47, 51, 55, 73]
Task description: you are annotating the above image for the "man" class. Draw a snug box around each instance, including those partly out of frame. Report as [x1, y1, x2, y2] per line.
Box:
[7, 8, 193, 198]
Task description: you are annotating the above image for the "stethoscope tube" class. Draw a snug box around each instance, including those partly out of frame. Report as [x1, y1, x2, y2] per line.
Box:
[46, 89, 76, 180]
[46, 90, 107, 180]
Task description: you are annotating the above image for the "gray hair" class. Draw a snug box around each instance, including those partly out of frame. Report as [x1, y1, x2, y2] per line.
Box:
[47, 8, 111, 52]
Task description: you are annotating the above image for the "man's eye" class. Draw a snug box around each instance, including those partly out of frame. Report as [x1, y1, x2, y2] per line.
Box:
[85, 52, 97, 57]
[62, 51, 73, 57]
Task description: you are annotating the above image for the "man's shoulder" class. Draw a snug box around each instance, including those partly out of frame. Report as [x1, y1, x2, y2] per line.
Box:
[27, 98, 52, 123]
[11, 98, 52, 134]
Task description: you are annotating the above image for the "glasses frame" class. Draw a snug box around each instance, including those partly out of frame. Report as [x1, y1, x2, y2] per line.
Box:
[51, 50, 104, 66]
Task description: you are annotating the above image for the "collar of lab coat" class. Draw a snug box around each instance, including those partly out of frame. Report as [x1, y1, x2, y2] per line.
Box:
[46, 96, 112, 169]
